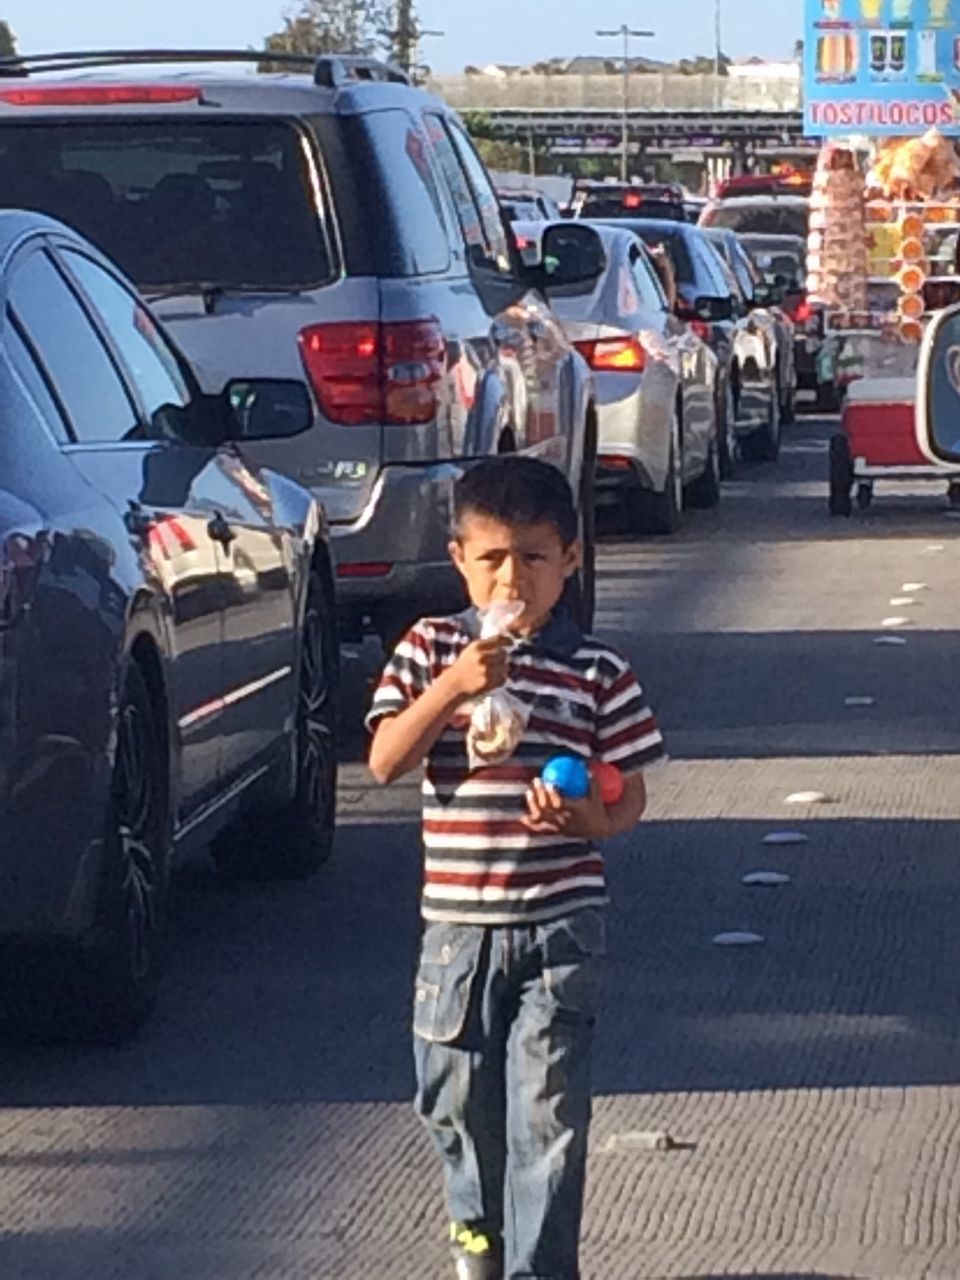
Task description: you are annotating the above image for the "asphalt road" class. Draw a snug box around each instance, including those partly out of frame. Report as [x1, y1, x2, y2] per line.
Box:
[2, 412, 960, 1280]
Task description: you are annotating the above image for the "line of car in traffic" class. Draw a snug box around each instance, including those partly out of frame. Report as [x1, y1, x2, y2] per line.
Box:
[0, 48, 813, 1042]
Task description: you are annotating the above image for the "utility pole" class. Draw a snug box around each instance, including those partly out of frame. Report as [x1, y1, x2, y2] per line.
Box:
[596, 23, 655, 183]
[714, 0, 723, 110]
[394, 0, 416, 77]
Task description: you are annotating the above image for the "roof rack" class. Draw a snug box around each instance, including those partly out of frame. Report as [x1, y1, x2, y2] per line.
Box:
[0, 49, 409, 87]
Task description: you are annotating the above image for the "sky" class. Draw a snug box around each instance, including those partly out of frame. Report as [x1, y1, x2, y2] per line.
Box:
[0, 1, 805, 73]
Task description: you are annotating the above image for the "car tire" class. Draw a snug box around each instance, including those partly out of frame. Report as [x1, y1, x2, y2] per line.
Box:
[636, 418, 683, 535]
[31, 659, 170, 1045]
[685, 435, 721, 510]
[829, 433, 854, 517]
[817, 380, 841, 414]
[781, 371, 797, 425]
[718, 380, 737, 480]
[216, 570, 339, 880]
[564, 417, 597, 630]
[742, 377, 782, 463]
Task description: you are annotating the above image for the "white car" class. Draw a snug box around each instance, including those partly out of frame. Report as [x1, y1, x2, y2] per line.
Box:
[516, 220, 721, 534]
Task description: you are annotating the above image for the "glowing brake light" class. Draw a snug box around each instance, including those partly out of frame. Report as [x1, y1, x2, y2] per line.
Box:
[689, 319, 712, 342]
[792, 299, 813, 325]
[0, 84, 203, 107]
[575, 337, 647, 373]
[623, 192, 643, 209]
[299, 320, 445, 426]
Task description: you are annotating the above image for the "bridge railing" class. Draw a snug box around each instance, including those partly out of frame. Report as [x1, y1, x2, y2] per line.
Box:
[426, 73, 802, 114]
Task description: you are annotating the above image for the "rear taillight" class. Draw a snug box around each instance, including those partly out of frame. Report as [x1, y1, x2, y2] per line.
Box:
[574, 336, 646, 373]
[689, 320, 712, 342]
[789, 299, 812, 325]
[298, 320, 444, 426]
[0, 84, 202, 107]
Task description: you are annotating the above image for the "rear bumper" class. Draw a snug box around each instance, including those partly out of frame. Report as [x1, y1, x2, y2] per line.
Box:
[594, 376, 671, 494]
[325, 462, 466, 634]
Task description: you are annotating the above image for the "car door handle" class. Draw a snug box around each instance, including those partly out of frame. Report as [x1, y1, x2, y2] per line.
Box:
[207, 513, 236, 547]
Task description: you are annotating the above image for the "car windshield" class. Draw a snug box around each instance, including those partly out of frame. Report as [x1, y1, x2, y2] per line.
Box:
[0, 120, 332, 290]
[708, 203, 808, 239]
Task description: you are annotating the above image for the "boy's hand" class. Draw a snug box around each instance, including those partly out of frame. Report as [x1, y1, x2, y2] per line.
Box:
[445, 636, 512, 701]
[522, 777, 613, 842]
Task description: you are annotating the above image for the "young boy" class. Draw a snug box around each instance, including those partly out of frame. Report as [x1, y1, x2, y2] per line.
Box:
[367, 456, 664, 1280]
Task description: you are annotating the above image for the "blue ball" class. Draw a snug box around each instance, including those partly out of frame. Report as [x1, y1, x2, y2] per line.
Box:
[541, 755, 590, 800]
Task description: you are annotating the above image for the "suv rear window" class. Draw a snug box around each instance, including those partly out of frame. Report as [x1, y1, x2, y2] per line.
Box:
[576, 188, 685, 222]
[0, 120, 332, 290]
[707, 203, 808, 239]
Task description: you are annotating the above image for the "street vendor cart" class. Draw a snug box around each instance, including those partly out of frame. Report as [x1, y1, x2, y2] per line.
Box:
[806, 138, 960, 515]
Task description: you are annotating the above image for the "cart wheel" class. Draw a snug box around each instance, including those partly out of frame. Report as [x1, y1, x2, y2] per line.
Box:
[829, 433, 853, 517]
[949, 482, 960, 508]
[856, 483, 873, 511]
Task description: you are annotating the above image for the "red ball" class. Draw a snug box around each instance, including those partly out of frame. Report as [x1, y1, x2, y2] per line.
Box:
[592, 761, 625, 806]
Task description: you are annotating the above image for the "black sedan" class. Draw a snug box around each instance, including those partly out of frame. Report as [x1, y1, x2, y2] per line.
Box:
[603, 218, 784, 468]
[0, 211, 339, 1041]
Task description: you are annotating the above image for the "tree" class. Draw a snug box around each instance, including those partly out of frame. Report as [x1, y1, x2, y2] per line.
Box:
[261, 1, 392, 69]
[0, 21, 18, 58]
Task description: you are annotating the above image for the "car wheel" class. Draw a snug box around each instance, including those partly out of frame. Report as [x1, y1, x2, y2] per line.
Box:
[685, 434, 721, 510]
[60, 660, 168, 1044]
[829, 433, 853, 517]
[781, 370, 797, 425]
[636, 416, 682, 535]
[718, 379, 737, 480]
[216, 570, 338, 880]
[742, 377, 782, 463]
[817, 380, 841, 414]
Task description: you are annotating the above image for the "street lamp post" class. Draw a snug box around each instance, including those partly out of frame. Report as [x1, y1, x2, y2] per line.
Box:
[596, 23, 655, 183]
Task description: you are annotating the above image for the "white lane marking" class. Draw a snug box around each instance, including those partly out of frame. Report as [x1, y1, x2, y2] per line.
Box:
[713, 931, 765, 946]
[743, 871, 791, 887]
[763, 831, 809, 846]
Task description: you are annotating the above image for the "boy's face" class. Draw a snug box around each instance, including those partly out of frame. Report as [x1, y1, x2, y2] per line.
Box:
[449, 513, 580, 634]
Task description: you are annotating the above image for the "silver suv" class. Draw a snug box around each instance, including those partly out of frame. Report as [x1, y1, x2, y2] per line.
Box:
[0, 50, 598, 644]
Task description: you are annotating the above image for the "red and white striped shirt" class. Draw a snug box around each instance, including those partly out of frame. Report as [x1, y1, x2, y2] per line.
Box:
[367, 609, 665, 925]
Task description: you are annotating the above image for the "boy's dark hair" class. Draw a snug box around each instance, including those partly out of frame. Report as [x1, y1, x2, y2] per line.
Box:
[453, 456, 578, 546]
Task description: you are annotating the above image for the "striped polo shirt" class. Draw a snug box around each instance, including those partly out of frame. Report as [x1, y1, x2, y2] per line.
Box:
[367, 608, 665, 926]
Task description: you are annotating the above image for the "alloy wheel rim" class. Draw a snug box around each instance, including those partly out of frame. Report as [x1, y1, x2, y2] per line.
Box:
[298, 607, 335, 823]
[115, 703, 159, 982]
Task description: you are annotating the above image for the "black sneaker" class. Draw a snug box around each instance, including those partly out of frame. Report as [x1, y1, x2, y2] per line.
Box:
[449, 1223, 502, 1280]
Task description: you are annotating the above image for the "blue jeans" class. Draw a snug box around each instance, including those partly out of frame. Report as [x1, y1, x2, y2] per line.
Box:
[413, 909, 605, 1280]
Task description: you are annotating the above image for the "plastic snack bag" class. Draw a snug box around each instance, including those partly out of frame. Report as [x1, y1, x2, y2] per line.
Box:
[466, 601, 530, 769]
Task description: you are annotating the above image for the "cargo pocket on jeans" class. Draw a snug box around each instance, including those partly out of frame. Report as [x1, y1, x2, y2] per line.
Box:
[542, 908, 606, 1021]
[413, 922, 486, 1044]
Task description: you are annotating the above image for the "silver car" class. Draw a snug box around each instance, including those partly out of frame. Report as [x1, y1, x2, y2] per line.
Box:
[516, 221, 720, 534]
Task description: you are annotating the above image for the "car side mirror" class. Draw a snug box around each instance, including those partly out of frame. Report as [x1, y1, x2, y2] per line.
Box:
[531, 224, 607, 289]
[918, 302, 960, 464]
[222, 379, 313, 441]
